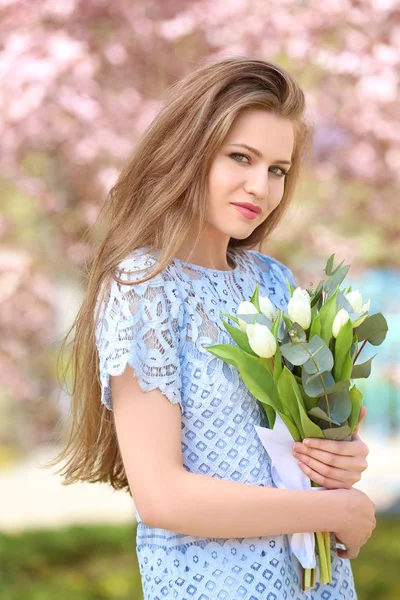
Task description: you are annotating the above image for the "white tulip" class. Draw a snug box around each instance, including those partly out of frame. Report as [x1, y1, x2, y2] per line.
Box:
[287, 287, 311, 330]
[237, 300, 258, 332]
[345, 291, 363, 313]
[345, 290, 370, 327]
[259, 296, 276, 321]
[247, 323, 277, 359]
[332, 308, 350, 338]
[353, 299, 371, 327]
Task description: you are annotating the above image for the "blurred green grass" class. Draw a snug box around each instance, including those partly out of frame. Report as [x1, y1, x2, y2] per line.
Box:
[0, 516, 399, 599]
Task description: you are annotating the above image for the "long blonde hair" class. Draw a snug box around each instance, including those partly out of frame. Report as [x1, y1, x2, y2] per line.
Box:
[48, 56, 312, 494]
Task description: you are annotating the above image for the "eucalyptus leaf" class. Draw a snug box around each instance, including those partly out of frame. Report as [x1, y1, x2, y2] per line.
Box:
[280, 342, 310, 365]
[351, 354, 377, 379]
[325, 380, 351, 394]
[324, 265, 350, 298]
[288, 322, 307, 342]
[317, 389, 352, 423]
[308, 406, 342, 426]
[323, 423, 352, 440]
[237, 312, 258, 325]
[302, 369, 336, 398]
[325, 254, 335, 276]
[336, 293, 355, 314]
[254, 313, 273, 328]
[278, 315, 290, 343]
[355, 312, 388, 346]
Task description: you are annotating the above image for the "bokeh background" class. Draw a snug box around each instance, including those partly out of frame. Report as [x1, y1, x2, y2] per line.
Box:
[1, 0, 399, 598]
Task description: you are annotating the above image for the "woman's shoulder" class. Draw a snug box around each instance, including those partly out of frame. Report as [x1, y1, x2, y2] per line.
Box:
[245, 249, 296, 289]
[116, 246, 161, 279]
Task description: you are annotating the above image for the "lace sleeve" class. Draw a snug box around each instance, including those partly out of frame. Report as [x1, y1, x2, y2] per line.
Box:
[94, 252, 184, 411]
[269, 256, 297, 289]
[252, 251, 297, 304]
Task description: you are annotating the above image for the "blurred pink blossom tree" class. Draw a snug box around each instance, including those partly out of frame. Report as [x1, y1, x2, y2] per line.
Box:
[0, 0, 399, 449]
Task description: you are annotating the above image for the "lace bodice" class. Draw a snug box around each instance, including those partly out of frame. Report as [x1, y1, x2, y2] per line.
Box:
[94, 246, 356, 600]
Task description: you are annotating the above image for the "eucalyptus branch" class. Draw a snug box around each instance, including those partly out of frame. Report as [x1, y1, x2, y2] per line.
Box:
[298, 341, 331, 420]
[353, 339, 367, 364]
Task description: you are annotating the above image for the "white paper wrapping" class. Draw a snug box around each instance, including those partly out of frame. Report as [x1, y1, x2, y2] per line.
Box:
[255, 413, 326, 570]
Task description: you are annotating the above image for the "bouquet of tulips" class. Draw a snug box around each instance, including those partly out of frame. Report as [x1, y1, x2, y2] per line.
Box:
[204, 254, 388, 591]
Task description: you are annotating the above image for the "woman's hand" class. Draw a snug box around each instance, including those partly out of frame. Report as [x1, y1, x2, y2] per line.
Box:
[292, 407, 369, 489]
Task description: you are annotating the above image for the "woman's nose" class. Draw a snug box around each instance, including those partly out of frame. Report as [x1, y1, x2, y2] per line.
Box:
[244, 169, 269, 199]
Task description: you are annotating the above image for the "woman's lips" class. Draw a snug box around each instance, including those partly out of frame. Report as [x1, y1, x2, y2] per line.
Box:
[232, 204, 259, 220]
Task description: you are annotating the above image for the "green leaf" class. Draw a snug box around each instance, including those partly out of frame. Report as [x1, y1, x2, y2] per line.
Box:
[325, 254, 335, 276]
[310, 280, 324, 308]
[250, 283, 261, 312]
[300, 386, 318, 412]
[204, 344, 282, 412]
[259, 401, 276, 430]
[278, 411, 302, 442]
[350, 335, 358, 360]
[221, 319, 257, 356]
[333, 319, 354, 381]
[309, 313, 322, 338]
[355, 312, 389, 346]
[351, 354, 378, 379]
[220, 311, 240, 326]
[297, 398, 325, 439]
[285, 277, 294, 299]
[318, 290, 338, 343]
[278, 367, 302, 430]
[348, 385, 364, 434]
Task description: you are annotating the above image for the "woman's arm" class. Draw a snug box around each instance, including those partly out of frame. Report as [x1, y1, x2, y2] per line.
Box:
[153, 467, 348, 538]
[111, 367, 374, 549]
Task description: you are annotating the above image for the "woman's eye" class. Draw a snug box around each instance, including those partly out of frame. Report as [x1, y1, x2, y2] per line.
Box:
[229, 152, 250, 163]
[229, 153, 288, 177]
[270, 166, 288, 177]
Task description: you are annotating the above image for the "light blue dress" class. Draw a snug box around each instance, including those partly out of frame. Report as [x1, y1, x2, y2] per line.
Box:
[95, 246, 356, 600]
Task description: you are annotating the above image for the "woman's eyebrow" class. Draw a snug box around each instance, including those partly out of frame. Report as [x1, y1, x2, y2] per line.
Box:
[227, 143, 292, 165]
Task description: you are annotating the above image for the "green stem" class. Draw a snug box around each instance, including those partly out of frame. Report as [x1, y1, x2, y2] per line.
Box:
[325, 531, 332, 582]
[316, 531, 330, 584]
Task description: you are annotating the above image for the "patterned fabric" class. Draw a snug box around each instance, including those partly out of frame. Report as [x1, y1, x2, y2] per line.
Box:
[95, 246, 357, 600]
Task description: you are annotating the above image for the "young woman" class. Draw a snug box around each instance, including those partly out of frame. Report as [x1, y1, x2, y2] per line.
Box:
[53, 57, 375, 599]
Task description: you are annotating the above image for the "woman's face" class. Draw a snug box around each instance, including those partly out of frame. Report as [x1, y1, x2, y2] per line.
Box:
[206, 108, 295, 240]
